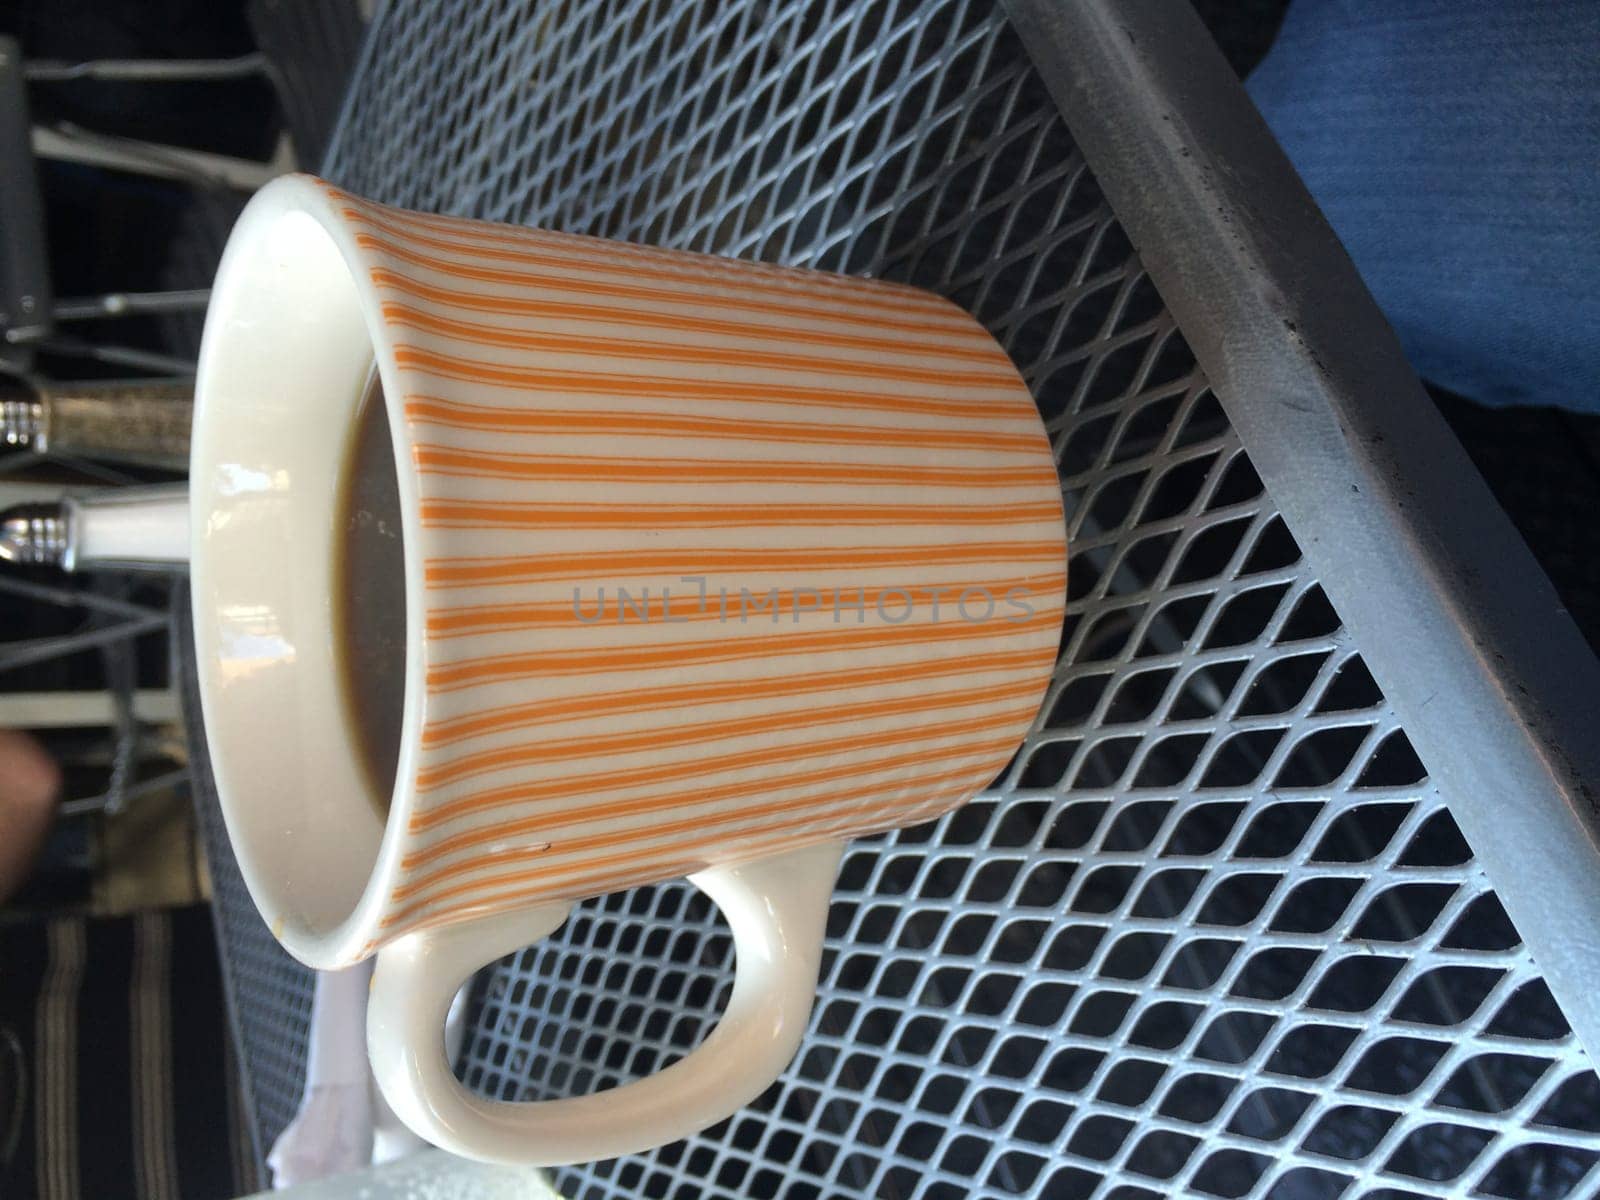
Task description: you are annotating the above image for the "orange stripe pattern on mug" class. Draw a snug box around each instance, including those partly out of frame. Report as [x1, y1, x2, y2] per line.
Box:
[321, 185, 1067, 940]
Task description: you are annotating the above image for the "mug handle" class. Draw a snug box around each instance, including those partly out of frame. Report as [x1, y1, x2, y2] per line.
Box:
[367, 840, 844, 1165]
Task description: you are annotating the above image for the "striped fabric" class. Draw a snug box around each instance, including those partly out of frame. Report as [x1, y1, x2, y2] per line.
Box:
[318, 183, 1067, 945]
[0, 907, 253, 1200]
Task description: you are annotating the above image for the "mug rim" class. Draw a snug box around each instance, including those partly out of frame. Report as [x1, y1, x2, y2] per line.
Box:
[191, 173, 424, 968]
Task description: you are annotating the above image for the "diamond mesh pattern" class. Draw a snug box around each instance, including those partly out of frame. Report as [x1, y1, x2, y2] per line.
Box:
[204, 0, 1600, 1195]
[197, 801, 314, 1155]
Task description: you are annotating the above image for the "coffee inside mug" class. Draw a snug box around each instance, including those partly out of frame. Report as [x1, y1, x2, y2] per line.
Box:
[333, 369, 406, 816]
[191, 202, 420, 962]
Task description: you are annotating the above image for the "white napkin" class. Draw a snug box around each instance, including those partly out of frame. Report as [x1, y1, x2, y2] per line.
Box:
[267, 963, 375, 1187]
[267, 964, 472, 1187]
[244, 1148, 561, 1199]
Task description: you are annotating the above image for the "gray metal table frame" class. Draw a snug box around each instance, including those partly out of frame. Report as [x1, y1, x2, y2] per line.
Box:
[194, 2, 1600, 1197]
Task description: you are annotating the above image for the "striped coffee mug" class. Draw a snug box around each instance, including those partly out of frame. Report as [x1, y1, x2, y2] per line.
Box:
[191, 174, 1065, 1164]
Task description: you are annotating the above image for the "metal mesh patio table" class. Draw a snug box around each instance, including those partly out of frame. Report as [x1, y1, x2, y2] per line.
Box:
[187, 2, 1600, 1196]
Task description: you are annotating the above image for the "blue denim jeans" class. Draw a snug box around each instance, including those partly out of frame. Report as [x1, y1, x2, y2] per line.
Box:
[1246, 0, 1600, 411]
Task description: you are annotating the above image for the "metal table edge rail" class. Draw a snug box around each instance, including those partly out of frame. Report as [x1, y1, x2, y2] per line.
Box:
[1002, 0, 1600, 1062]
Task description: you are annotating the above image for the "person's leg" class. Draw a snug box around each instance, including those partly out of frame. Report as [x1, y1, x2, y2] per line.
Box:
[1247, 0, 1600, 410]
[0, 731, 61, 904]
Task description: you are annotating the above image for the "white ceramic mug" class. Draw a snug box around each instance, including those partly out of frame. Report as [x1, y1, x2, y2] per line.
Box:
[138, 175, 1065, 1164]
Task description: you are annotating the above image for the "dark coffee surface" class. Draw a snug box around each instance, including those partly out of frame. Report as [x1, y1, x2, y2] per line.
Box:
[333, 372, 407, 817]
